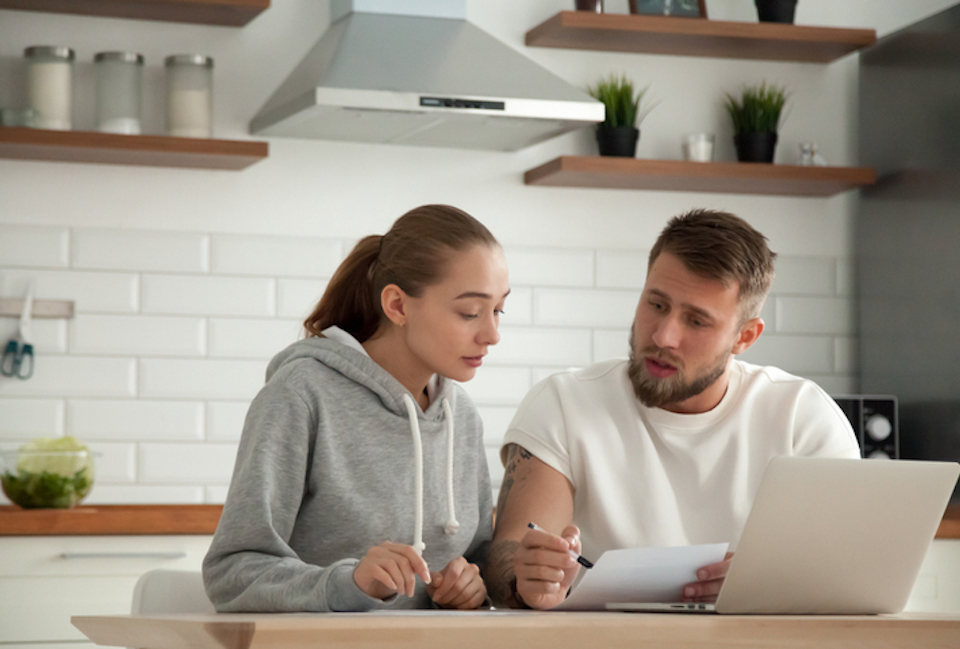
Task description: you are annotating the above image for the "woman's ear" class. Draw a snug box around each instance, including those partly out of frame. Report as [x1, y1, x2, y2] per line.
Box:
[732, 317, 764, 355]
[380, 284, 408, 327]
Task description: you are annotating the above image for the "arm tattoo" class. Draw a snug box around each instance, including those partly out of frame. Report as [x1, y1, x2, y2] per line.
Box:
[495, 444, 532, 524]
[485, 539, 524, 608]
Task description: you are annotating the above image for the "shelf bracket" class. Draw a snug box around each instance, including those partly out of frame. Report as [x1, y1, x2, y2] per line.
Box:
[0, 298, 75, 319]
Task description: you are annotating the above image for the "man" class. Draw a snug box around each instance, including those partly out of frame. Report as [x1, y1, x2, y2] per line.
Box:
[485, 209, 860, 610]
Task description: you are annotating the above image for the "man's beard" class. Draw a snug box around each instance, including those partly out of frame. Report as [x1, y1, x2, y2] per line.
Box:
[627, 331, 731, 409]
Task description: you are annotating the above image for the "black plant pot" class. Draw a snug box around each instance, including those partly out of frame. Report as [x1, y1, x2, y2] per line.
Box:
[596, 126, 639, 157]
[755, 0, 797, 23]
[575, 0, 604, 12]
[734, 131, 778, 163]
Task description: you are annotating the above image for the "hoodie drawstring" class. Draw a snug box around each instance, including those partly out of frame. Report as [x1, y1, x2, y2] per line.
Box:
[402, 393, 459, 558]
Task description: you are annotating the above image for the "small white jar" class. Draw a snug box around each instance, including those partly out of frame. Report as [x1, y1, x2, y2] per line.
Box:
[164, 54, 213, 138]
[25, 45, 75, 130]
[95, 51, 145, 134]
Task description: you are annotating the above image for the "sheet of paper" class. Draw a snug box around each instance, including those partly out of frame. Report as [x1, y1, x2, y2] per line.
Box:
[554, 542, 729, 611]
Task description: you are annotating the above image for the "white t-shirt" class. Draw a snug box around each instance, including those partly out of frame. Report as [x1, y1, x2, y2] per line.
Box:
[502, 359, 861, 558]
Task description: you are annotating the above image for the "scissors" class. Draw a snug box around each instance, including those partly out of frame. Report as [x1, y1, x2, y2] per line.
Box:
[1, 282, 35, 380]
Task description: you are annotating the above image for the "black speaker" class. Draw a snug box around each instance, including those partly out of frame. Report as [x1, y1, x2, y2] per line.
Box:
[832, 395, 899, 460]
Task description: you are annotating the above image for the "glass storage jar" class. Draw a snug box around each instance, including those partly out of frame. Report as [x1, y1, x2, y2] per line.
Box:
[164, 54, 213, 138]
[24, 45, 75, 130]
[94, 51, 144, 134]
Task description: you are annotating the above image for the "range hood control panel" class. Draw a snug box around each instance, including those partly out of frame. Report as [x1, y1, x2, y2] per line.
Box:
[420, 97, 505, 111]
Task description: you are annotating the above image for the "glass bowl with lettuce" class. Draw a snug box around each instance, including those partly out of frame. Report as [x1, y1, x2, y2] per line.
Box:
[1, 437, 95, 509]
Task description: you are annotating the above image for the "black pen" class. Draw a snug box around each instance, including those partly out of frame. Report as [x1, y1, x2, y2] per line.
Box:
[527, 522, 594, 569]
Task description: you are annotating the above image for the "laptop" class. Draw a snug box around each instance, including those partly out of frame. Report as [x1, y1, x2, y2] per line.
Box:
[607, 456, 959, 615]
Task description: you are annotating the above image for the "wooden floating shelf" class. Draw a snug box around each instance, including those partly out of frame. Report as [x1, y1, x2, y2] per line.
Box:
[0, 127, 268, 170]
[526, 11, 877, 63]
[0, 0, 270, 26]
[524, 156, 877, 197]
[0, 504, 222, 535]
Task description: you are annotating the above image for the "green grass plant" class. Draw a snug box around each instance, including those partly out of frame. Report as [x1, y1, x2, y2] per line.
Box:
[589, 74, 654, 129]
[724, 82, 788, 134]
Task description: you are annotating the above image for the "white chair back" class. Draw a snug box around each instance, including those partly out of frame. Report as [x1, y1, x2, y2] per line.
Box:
[131, 569, 216, 615]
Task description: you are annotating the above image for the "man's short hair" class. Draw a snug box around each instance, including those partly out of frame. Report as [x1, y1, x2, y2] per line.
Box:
[648, 209, 777, 321]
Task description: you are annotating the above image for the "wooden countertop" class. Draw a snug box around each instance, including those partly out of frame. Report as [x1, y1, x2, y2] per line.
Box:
[0, 504, 222, 535]
[2, 503, 958, 538]
[72, 611, 960, 649]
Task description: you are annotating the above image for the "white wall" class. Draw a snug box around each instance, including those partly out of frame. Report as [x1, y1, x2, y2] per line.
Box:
[0, 0, 956, 504]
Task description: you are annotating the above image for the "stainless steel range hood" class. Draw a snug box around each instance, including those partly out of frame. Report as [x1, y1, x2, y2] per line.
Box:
[249, 0, 604, 151]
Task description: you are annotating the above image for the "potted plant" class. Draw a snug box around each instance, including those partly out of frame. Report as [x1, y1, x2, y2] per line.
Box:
[755, 0, 797, 24]
[588, 74, 655, 157]
[724, 81, 788, 163]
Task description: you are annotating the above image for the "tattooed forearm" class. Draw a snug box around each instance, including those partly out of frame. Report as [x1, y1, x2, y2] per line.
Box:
[495, 444, 532, 524]
[484, 539, 523, 608]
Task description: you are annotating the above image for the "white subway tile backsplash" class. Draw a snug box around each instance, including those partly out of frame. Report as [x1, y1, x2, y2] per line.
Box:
[140, 359, 265, 400]
[68, 399, 204, 441]
[739, 335, 835, 375]
[488, 326, 591, 367]
[597, 250, 647, 289]
[206, 401, 250, 441]
[88, 442, 137, 482]
[139, 443, 239, 483]
[0, 398, 65, 438]
[535, 289, 637, 327]
[142, 274, 275, 317]
[458, 367, 531, 406]
[0, 356, 136, 398]
[502, 288, 533, 326]
[74, 230, 209, 273]
[0, 317, 67, 354]
[836, 259, 855, 297]
[504, 248, 594, 287]
[776, 297, 855, 335]
[771, 257, 836, 296]
[208, 318, 302, 359]
[205, 485, 230, 504]
[0, 269, 138, 313]
[810, 374, 858, 396]
[0, 225, 69, 268]
[476, 405, 519, 446]
[834, 337, 858, 375]
[211, 235, 342, 278]
[593, 329, 630, 363]
[278, 279, 328, 319]
[70, 315, 206, 356]
[84, 484, 205, 504]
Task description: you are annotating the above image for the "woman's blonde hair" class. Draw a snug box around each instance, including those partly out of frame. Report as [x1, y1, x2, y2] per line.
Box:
[304, 204, 499, 342]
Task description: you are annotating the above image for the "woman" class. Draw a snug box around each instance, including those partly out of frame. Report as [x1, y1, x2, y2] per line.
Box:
[203, 205, 509, 612]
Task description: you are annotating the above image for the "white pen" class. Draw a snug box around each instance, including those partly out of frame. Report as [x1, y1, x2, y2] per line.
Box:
[527, 522, 594, 569]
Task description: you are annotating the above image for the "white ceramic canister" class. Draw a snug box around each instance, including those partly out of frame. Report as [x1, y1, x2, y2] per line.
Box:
[95, 51, 145, 134]
[164, 54, 213, 138]
[24, 45, 75, 130]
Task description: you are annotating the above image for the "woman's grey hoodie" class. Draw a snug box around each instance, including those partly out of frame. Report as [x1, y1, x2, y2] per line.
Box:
[202, 335, 493, 612]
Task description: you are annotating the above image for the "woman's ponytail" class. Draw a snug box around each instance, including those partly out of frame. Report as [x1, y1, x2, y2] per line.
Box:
[303, 235, 382, 341]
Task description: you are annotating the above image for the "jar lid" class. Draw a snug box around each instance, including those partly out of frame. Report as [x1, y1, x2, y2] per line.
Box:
[94, 51, 145, 65]
[164, 54, 214, 68]
[24, 45, 75, 61]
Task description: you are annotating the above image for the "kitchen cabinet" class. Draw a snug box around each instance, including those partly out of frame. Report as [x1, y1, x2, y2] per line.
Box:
[0, 535, 213, 648]
[523, 12, 877, 196]
[0, 0, 269, 26]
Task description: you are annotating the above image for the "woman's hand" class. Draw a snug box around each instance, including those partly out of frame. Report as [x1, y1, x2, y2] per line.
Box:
[681, 551, 734, 603]
[428, 556, 487, 609]
[353, 541, 431, 600]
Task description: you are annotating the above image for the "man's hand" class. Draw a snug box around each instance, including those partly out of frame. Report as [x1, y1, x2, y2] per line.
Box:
[681, 551, 734, 602]
[514, 524, 583, 610]
[353, 541, 431, 600]
[428, 556, 487, 609]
